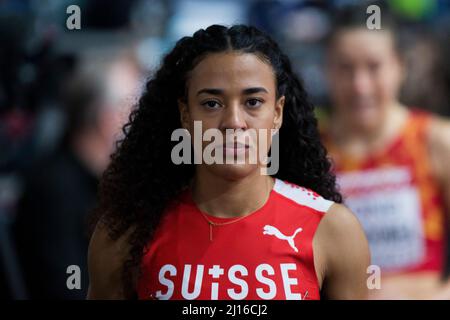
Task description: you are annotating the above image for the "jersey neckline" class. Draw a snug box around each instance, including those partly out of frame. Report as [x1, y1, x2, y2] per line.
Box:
[323, 108, 428, 166]
[182, 178, 281, 224]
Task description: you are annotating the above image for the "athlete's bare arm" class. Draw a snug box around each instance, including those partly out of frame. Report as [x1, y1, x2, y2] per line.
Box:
[86, 222, 134, 299]
[429, 116, 450, 219]
[428, 116, 450, 298]
[314, 203, 371, 299]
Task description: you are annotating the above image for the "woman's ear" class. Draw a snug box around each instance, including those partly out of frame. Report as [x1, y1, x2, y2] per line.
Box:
[273, 95, 285, 130]
[177, 98, 190, 130]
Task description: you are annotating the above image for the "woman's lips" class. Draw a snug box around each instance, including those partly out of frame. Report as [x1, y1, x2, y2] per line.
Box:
[221, 142, 250, 155]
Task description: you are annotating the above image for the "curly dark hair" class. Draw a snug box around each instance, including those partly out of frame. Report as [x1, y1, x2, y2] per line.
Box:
[90, 24, 342, 298]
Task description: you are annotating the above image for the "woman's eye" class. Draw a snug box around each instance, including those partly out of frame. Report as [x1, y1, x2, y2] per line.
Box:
[246, 98, 263, 108]
[202, 100, 221, 109]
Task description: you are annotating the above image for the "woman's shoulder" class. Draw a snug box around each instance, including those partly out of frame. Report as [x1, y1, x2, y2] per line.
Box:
[427, 114, 450, 188]
[313, 202, 371, 299]
[314, 203, 369, 265]
[87, 221, 135, 299]
[317, 203, 362, 233]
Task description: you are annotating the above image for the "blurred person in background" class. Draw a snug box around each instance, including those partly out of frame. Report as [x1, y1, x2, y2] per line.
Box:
[0, 11, 77, 299]
[12, 49, 142, 299]
[321, 5, 450, 299]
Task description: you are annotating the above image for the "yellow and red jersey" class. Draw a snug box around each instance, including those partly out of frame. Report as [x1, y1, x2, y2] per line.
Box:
[322, 109, 447, 274]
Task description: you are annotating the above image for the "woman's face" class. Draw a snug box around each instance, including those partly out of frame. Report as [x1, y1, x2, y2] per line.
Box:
[326, 28, 404, 131]
[179, 52, 285, 181]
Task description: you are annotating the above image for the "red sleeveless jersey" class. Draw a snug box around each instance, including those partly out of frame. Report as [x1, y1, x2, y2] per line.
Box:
[137, 178, 334, 300]
[322, 110, 447, 274]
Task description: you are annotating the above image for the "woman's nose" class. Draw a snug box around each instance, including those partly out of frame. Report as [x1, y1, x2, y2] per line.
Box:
[352, 69, 374, 96]
[219, 102, 247, 131]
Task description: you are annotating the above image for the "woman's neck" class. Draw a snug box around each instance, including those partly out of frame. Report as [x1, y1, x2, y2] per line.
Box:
[191, 168, 275, 218]
[331, 102, 409, 157]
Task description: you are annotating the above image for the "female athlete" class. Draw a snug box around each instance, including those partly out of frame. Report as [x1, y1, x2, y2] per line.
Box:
[87, 24, 370, 300]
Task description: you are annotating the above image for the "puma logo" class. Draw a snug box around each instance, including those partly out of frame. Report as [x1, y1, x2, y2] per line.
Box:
[263, 225, 303, 252]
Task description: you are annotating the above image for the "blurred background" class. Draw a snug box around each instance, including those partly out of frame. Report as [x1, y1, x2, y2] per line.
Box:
[0, 0, 449, 299]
